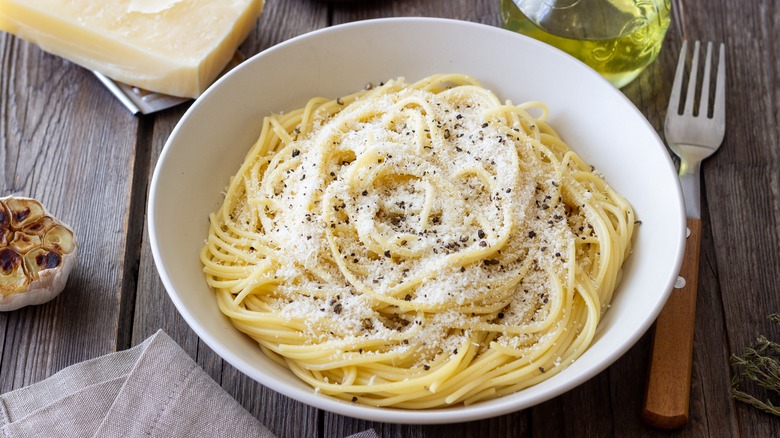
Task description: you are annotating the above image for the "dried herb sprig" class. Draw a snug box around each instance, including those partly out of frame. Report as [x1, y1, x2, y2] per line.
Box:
[730, 313, 780, 416]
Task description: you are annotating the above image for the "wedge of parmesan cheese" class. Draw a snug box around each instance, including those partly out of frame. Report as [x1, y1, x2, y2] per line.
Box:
[0, 0, 264, 98]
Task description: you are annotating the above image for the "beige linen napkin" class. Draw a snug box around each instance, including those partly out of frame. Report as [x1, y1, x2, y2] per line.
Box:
[0, 330, 378, 438]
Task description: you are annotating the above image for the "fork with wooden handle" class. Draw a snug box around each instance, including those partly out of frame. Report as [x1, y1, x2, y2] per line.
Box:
[641, 40, 727, 430]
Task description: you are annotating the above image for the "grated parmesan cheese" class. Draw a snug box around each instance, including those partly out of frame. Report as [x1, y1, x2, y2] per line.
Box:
[206, 76, 634, 394]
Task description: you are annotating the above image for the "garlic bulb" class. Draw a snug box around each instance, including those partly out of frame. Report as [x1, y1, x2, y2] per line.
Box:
[0, 196, 78, 311]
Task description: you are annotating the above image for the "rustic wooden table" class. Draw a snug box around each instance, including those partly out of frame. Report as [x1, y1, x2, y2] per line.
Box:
[2, 0, 779, 437]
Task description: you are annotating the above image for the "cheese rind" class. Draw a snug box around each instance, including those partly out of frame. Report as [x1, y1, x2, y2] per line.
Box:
[0, 0, 264, 98]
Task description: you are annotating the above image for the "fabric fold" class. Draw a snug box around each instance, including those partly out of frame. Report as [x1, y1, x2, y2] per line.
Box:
[0, 330, 274, 438]
[0, 329, 378, 438]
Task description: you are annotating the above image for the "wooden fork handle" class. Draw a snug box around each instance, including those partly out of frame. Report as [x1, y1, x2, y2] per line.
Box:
[642, 218, 701, 429]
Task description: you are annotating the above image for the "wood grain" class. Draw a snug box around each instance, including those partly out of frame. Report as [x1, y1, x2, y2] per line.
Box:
[684, 1, 780, 437]
[2, 0, 780, 437]
[0, 32, 140, 388]
[643, 219, 701, 429]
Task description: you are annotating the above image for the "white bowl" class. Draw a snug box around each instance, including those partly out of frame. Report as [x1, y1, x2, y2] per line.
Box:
[149, 17, 685, 424]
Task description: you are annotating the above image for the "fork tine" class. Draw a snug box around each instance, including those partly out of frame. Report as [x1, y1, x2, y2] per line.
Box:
[683, 41, 701, 115]
[698, 42, 713, 117]
[713, 43, 727, 125]
[667, 40, 688, 117]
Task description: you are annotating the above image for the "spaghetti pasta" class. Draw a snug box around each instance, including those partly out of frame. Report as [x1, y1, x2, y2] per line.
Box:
[200, 74, 635, 408]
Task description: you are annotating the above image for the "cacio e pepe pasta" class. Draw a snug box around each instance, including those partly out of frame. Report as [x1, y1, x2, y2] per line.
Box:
[200, 74, 635, 408]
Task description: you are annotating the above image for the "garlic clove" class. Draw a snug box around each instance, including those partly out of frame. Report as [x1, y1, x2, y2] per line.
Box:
[23, 215, 56, 237]
[0, 201, 9, 227]
[0, 196, 78, 311]
[10, 232, 42, 253]
[44, 225, 76, 254]
[5, 197, 45, 229]
[0, 202, 10, 246]
[23, 247, 62, 279]
[0, 248, 30, 294]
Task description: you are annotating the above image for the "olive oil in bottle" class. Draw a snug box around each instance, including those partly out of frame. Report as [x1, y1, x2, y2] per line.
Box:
[500, 0, 671, 88]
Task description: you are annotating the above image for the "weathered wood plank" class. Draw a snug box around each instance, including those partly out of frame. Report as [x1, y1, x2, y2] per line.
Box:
[0, 31, 139, 390]
[323, 412, 528, 438]
[332, 0, 501, 24]
[529, 371, 614, 437]
[681, 0, 780, 436]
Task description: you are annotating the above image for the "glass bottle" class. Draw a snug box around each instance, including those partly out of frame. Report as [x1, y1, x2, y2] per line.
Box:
[500, 0, 671, 88]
